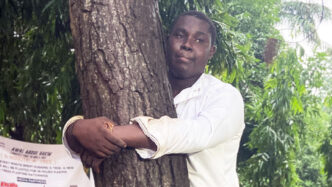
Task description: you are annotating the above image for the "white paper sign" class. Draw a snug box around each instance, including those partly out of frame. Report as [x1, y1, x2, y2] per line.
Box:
[0, 136, 92, 187]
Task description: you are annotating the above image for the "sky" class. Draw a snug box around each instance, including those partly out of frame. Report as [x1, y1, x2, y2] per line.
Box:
[317, 1, 332, 46]
[279, 0, 332, 51]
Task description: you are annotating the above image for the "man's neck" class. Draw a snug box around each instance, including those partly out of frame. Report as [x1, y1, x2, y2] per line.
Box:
[169, 73, 202, 97]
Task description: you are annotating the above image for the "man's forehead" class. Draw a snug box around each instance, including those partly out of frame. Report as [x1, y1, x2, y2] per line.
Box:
[172, 15, 210, 34]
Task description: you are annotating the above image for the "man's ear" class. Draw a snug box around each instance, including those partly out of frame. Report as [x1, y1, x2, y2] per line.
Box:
[208, 45, 216, 59]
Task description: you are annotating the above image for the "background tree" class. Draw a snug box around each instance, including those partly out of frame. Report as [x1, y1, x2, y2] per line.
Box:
[68, 0, 189, 186]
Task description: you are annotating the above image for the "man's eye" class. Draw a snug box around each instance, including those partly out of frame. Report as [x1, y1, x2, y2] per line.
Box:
[195, 39, 204, 43]
[174, 33, 184, 38]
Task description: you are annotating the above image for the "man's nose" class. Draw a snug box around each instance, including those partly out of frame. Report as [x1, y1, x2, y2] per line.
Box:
[180, 38, 193, 51]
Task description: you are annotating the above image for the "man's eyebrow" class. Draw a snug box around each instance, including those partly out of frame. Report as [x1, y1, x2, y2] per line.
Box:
[172, 28, 186, 33]
[195, 31, 209, 37]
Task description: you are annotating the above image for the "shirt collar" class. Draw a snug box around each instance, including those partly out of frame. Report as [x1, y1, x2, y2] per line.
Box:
[173, 74, 205, 105]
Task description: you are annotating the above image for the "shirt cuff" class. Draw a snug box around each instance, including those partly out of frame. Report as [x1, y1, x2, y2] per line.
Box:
[131, 116, 170, 159]
[62, 115, 84, 158]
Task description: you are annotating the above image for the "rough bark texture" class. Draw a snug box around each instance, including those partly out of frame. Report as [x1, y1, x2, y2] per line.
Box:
[69, 0, 189, 186]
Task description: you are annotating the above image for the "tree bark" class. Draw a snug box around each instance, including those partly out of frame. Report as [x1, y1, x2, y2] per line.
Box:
[69, 0, 189, 186]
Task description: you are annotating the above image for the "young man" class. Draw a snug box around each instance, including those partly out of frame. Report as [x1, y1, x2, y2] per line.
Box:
[63, 11, 245, 187]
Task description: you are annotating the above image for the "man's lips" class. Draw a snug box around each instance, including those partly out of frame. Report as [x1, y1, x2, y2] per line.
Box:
[175, 55, 193, 63]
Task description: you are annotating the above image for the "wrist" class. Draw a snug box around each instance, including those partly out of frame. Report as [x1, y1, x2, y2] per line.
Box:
[66, 119, 84, 153]
[71, 119, 83, 139]
[112, 125, 127, 145]
[112, 123, 156, 150]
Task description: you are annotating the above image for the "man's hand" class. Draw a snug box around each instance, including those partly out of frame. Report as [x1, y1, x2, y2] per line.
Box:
[71, 117, 127, 157]
[80, 150, 104, 174]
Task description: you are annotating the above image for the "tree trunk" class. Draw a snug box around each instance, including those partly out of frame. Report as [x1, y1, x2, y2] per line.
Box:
[69, 0, 189, 186]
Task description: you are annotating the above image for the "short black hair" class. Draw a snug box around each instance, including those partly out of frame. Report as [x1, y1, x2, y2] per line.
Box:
[171, 11, 216, 46]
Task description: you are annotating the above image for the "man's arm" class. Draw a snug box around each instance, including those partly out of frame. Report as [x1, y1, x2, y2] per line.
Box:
[112, 123, 157, 151]
[64, 116, 127, 158]
[64, 116, 155, 158]
[63, 84, 244, 159]
[63, 117, 156, 173]
[131, 86, 245, 159]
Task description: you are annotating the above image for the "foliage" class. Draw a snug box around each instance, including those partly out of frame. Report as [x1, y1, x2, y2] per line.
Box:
[223, 0, 282, 60]
[238, 49, 330, 187]
[320, 53, 332, 186]
[321, 125, 332, 186]
[0, 0, 80, 143]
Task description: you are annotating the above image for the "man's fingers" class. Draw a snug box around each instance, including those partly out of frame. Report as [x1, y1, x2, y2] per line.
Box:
[102, 143, 121, 153]
[80, 150, 105, 174]
[81, 151, 94, 168]
[92, 158, 104, 174]
[95, 150, 107, 158]
[99, 121, 127, 148]
[93, 140, 119, 157]
[81, 152, 88, 167]
[104, 131, 127, 148]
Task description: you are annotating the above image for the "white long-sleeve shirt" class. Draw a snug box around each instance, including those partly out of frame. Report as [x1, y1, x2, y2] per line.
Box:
[63, 73, 244, 187]
[132, 74, 245, 187]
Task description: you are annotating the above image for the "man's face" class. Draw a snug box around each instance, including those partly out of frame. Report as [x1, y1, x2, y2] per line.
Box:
[167, 15, 216, 79]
